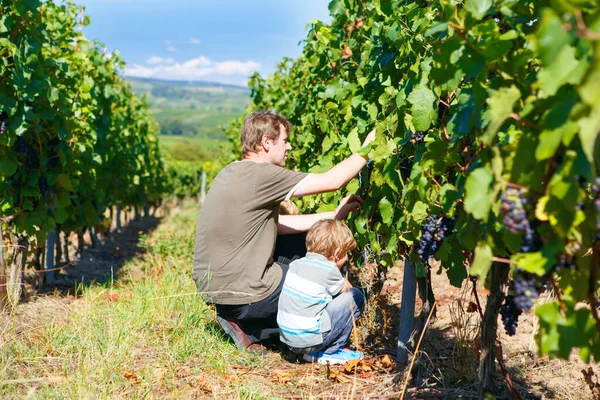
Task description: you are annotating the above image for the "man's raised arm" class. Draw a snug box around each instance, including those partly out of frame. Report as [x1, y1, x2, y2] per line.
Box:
[292, 130, 376, 197]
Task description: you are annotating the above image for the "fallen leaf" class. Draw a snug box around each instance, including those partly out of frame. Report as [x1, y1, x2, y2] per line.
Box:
[360, 371, 375, 379]
[328, 369, 352, 383]
[123, 370, 141, 384]
[343, 359, 361, 373]
[106, 293, 120, 302]
[195, 376, 213, 393]
[271, 370, 291, 384]
[381, 354, 395, 369]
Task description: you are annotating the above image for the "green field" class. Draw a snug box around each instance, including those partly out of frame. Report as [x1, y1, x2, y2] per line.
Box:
[128, 77, 250, 146]
[158, 135, 232, 163]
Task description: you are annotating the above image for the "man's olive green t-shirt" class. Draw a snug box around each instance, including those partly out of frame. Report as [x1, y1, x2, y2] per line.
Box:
[193, 161, 309, 305]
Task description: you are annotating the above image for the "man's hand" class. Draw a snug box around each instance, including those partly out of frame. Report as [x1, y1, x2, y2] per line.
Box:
[361, 129, 376, 148]
[334, 194, 363, 220]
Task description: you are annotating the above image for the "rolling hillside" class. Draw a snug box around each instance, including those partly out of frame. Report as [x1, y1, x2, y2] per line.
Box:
[127, 77, 250, 142]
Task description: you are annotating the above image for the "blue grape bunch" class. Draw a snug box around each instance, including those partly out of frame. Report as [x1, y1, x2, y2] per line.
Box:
[358, 160, 374, 198]
[412, 131, 426, 144]
[418, 215, 452, 264]
[38, 177, 50, 200]
[500, 188, 537, 252]
[500, 295, 522, 336]
[0, 112, 7, 135]
[511, 269, 542, 313]
[15, 137, 38, 170]
[552, 253, 578, 273]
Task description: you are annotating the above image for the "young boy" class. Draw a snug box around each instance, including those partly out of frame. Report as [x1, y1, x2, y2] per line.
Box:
[277, 219, 365, 364]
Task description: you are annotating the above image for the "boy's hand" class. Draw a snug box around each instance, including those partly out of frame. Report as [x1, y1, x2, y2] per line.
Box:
[340, 278, 353, 293]
[334, 194, 363, 220]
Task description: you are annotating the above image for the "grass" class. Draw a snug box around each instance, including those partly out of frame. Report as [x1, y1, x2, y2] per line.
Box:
[0, 201, 274, 399]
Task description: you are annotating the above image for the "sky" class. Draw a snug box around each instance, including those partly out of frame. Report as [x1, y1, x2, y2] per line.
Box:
[77, 0, 332, 87]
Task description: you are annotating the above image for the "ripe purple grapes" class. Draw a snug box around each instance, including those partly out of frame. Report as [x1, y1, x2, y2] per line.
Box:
[38, 177, 50, 200]
[418, 215, 453, 264]
[500, 295, 522, 336]
[358, 160, 374, 198]
[500, 188, 538, 252]
[512, 269, 542, 312]
[0, 112, 6, 135]
[412, 131, 426, 144]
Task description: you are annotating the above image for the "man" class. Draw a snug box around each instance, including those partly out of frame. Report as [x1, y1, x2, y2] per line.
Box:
[193, 110, 375, 352]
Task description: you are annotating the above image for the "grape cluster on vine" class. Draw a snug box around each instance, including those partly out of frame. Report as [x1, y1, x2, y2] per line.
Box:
[418, 215, 452, 264]
[511, 269, 542, 313]
[0, 112, 7, 135]
[38, 177, 50, 200]
[500, 188, 538, 252]
[411, 131, 426, 144]
[552, 242, 580, 273]
[500, 295, 522, 336]
[358, 160, 374, 198]
[15, 137, 39, 170]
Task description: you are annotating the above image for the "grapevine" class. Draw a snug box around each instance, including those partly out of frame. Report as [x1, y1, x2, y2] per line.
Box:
[222, 0, 600, 393]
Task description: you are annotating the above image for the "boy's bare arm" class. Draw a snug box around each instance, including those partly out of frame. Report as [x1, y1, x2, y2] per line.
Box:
[277, 195, 363, 234]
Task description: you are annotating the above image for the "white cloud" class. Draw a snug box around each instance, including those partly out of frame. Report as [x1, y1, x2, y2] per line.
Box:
[125, 55, 261, 85]
[146, 56, 175, 65]
[164, 40, 177, 53]
[188, 38, 201, 45]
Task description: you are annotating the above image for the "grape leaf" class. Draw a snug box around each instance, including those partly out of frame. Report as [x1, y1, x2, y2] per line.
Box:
[470, 242, 493, 279]
[465, 0, 492, 20]
[408, 86, 437, 131]
[464, 167, 493, 221]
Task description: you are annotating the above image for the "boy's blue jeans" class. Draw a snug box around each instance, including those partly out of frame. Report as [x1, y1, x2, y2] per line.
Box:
[291, 287, 365, 355]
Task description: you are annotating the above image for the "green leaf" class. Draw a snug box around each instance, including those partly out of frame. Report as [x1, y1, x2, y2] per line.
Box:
[512, 252, 552, 276]
[483, 85, 520, 144]
[470, 242, 493, 279]
[379, 197, 394, 224]
[0, 157, 18, 177]
[537, 46, 582, 99]
[426, 22, 448, 37]
[408, 86, 437, 131]
[411, 201, 428, 223]
[348, 129, 362, 153]
[446, 249, 467, 288]
[577, 115, 600, 168]
[328, 0, 346, 17]
[57, 174, 75, 192]
[535, 9, 571, 67]
[535, 122, 578, 160]
[465, 0, 492, 20]
[464, 167, 493, 221]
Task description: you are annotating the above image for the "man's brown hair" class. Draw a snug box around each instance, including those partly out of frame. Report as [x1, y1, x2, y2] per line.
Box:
[241, 110, 291, 155]
[306, 219, 357, 260]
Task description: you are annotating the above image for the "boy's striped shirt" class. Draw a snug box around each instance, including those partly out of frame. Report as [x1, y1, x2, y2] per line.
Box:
[277, 252, 345, 348]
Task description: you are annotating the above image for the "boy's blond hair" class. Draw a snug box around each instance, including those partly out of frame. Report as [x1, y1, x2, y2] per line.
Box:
[306, 219, 357, 260]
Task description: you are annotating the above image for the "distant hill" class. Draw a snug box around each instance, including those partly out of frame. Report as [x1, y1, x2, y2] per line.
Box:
[127, 77, 250, 142]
